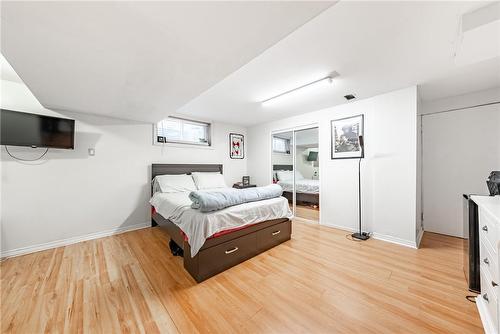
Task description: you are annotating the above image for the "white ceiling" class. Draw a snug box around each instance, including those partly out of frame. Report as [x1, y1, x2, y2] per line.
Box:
[0, 1, 333, 121]
[2, 1, 499, 126]
[178, 1, 500, 125]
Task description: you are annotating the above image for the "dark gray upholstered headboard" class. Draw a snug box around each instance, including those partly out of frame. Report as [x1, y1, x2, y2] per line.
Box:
[273, 164, 293, 171]
[152, 163, 222, 179]
[151, 164, 223, 194]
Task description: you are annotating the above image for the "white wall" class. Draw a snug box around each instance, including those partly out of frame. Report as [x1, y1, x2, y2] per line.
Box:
[421, 92, 500, 237]
[248, 86, 419, 247]
[272, 152, 293, 166]
[0, 80, 247, 256]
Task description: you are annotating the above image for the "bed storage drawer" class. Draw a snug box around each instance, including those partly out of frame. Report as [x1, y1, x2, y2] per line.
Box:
[195, 232, 258, 281]
[182, 219, 291, 282]
[257, 220, 291, 252]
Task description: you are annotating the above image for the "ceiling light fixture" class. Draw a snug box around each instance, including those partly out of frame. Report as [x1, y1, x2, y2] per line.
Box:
[261, 72, 339, 106]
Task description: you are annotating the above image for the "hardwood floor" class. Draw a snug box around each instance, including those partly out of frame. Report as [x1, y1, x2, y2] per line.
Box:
[1, 222, 482, 333]
[295, 204, 320, 222]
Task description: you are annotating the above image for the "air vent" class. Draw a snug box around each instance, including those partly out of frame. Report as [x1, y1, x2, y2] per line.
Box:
[344, 94, 356, 101]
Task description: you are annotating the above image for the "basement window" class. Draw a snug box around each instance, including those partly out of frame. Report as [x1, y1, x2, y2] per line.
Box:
[273, 137, 291, 154]
[154, 117, 211, 146]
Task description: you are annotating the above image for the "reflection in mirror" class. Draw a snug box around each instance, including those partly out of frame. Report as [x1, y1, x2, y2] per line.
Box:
[271, 131, 293, 214]
[294, 127, 319, 223]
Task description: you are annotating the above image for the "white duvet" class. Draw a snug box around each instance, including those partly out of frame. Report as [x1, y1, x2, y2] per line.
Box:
[278, 179, 319, 194]
[150, 190, 293, 257]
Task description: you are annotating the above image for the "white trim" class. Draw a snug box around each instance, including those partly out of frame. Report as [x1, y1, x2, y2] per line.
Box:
[320, 222, 418, 248]
[320, 221, 356, 232]
[416, 228, 424, 248]
[371, 232, 418, 249]
[153, 116, 213, 147]
[0, 222, 150, 259]
[271, 122, 319, 134]
[154, 141, 215, 150]
[476, 296, 496, 334]
[270, 124, 319, 223]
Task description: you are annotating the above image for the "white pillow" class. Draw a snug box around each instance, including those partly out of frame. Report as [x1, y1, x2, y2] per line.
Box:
[153, 174, 197, 193]
[277, 170, 293, 182]
[192, 172, 227, 190]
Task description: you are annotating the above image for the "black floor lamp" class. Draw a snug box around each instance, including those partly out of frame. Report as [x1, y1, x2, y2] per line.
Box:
[351, 135, 370, 240]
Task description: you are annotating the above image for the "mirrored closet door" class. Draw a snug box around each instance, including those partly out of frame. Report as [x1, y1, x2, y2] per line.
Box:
[271, 131, 294, 214]
[294, 127, 319, 222]
[271, 127, 319, 223]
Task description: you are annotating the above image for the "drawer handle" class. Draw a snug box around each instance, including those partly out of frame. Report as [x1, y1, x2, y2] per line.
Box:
[484, 258, 490, 265]
[225, 247, 239, 255]
[493, 281, 499, 287]
[272, 230, 281, 236]
[483, 294, 489, 303]
[482, 225, 488, 232]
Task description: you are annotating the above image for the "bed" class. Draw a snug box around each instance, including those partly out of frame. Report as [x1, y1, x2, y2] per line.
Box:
[273, 164, 319, 207]
[150, 164, 293, 282]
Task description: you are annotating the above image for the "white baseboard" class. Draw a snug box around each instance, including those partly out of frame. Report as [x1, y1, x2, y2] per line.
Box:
[371, 232, 417, 249]
[1, 222, 150, 259]
[320, 222, 417, 249]
[416, 228, 424, 248]
[320, 222, 356, 232]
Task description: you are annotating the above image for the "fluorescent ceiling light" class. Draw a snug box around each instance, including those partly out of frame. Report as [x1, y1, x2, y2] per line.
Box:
[261, 72, 338, 107]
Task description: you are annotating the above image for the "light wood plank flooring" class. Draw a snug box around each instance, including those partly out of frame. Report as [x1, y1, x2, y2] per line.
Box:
[1, 221, 482, 333]
[295, 205, 320, 222]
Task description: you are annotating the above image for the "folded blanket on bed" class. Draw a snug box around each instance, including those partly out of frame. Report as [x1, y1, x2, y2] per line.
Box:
[189, 184, 283, 212]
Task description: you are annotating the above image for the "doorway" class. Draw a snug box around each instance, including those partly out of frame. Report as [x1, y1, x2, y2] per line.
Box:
[422, 104, 500, 237]
[272, 126, 319, 223]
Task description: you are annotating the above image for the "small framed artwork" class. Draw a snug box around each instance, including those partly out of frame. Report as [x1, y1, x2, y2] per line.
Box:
[331, 114, 364, 159]
[229, 133, 244, 159]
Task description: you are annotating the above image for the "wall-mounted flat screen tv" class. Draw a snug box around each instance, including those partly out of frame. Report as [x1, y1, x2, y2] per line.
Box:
[1, 109, 75, 149]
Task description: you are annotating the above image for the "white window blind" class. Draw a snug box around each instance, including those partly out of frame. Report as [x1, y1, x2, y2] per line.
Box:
[273, 137, 290, 153]
[155, 117, 210, 146]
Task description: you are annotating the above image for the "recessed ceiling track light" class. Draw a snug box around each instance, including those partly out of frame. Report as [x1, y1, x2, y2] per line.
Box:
[261, 71, 339, 106]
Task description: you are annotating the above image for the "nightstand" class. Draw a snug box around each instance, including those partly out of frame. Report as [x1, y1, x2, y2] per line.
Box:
[233, 183, 257, 189]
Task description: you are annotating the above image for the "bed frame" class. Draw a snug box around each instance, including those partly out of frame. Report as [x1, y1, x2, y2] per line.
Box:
[273, 164, 319, 206]
[151, 164, 292, 282]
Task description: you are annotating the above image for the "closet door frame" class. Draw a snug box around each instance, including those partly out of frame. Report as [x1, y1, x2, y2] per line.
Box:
[270, 123, 319, 218]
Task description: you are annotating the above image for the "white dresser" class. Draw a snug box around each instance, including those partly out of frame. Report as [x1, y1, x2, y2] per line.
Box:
[472, 195, 500, 334]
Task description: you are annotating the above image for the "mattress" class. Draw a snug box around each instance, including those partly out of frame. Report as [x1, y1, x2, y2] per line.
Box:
[150, 190, 292, 257]
[278, 179, 319, 194]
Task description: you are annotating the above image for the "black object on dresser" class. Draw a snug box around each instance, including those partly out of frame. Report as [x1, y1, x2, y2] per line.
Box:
[463, 194, 480, 293]
[233, 183, 257, 189]
[487, 171, 500, 196]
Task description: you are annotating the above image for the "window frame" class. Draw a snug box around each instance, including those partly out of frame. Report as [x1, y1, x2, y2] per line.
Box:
[153, 116, 212, 147]
[272, 136, 291, 154]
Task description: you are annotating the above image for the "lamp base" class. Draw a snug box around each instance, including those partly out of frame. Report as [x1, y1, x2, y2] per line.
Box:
[351, 232, 370, 241]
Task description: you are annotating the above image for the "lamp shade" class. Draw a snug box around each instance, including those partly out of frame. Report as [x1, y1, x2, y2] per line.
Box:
[307, 151, 318, 161]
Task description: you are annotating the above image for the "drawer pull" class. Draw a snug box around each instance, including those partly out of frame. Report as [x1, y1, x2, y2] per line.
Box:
[272, 230, 281, 236]
[484, 258, 490, 265]
[483, 294, 489, 303]
[493, 281, 499, 287]
[225, 247, 239, 255]
[482, 225, 488, 232]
